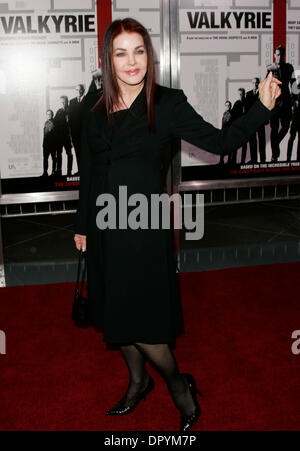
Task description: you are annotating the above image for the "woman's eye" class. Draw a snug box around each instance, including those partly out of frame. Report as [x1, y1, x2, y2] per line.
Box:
[116, 52, 125, 57]
[137, 50, 144, 54]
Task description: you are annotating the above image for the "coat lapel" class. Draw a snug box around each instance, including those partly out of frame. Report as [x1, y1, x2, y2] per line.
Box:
[111, 84, 147, 138]
[92, 85, 148, 157]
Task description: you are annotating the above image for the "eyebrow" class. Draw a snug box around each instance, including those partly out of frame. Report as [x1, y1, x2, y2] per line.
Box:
[113, 45, 145, 52]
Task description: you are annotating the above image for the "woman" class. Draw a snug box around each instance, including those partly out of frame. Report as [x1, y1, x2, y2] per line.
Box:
[74, 18, 281, 431]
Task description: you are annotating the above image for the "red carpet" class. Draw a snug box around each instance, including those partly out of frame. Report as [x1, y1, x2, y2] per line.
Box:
[0, 262, 300, 431]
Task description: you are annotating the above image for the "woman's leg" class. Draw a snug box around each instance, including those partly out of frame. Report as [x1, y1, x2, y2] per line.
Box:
[134, 342, 196, 417]
[119, 344, 151, 407]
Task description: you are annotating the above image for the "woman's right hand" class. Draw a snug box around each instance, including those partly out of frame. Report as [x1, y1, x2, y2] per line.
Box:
[74, 234, 87, 252]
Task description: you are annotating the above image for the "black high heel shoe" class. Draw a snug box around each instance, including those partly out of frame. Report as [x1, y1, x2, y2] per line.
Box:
[180, 373, 203, 431]
[106, 375, 154, 415]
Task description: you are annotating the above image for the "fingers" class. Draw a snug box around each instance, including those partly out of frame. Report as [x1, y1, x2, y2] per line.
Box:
[262, 72, 282, 89]
[259, 72, 282, 107]
[74, 238, 82, 251]
[274, 84, 281, 99]
[270, 77, 282, 86]
[269, 77, 281, 100]
[263, 71, 273, 89]
[267, 72, 282, 86]
[74, 234, 87, 252]
[271, 82, 277, 100]
[266, 71, 273, 83]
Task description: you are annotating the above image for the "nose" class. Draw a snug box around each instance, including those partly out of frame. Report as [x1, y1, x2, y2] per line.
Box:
[128, 52, 136, 66]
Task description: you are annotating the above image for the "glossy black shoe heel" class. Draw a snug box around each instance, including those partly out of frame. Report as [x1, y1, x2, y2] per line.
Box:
[106, 375, 154, 415]
[180, 373, 203, 431]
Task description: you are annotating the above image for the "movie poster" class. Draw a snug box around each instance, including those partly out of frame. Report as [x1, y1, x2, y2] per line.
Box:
[179, 0, 300, 181]
[0, 0, 161, 195]
[0, 0, 101, 193]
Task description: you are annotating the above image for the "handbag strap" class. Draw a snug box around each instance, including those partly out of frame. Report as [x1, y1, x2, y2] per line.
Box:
[75, 249, 87, 296]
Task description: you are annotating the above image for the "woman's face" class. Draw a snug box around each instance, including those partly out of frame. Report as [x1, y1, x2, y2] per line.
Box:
[112, 31, 147, 90]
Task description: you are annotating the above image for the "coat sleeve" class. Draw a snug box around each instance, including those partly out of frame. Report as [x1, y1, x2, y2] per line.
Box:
[170, 89, 274, 156]
[74, 105, 92, 235]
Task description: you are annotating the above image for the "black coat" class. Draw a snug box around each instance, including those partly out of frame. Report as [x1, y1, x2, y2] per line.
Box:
[53, 108, 70, 142]
[74, 84, 272, 345]
[231, 98, 247, 120]
[69, 97, 85, 145]
[245, 90, 259, 111]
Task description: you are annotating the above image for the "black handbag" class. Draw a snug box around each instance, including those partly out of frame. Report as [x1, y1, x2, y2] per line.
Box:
[72, 249, 90, 323]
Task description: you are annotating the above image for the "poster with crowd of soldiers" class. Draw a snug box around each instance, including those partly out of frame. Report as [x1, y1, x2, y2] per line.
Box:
[179, 0, 300, 181]
[0, 0, 161, 195]
[0, 0, 103, 194]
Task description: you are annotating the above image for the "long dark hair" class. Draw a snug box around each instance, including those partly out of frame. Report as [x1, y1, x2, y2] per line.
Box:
[91, 18, 156, 130]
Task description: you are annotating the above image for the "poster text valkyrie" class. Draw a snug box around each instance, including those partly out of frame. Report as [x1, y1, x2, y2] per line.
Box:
[0, 15, 96, 35]
[187, 11, 272, 29]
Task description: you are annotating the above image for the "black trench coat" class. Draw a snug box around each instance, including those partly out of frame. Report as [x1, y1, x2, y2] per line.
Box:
[74, 84, 272, 345]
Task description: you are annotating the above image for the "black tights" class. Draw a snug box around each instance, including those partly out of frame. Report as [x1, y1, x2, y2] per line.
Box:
[119, 343, 196, 417]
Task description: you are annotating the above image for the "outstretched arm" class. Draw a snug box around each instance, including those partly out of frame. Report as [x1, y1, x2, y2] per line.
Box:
[170, 72, 281, 156]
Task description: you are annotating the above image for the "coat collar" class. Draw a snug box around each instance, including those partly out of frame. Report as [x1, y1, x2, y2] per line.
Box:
[98, 84, 147, 145]
[126, 84, 147, 119]
[95, 83, 147, 119]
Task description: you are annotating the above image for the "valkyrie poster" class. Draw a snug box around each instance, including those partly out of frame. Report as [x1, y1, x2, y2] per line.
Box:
[0, 0, 101, 194]
[0, 0, 161, 195]
[179, 0, 300, 181]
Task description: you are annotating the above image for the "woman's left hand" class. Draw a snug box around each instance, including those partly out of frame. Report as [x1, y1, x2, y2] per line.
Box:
[259, 71, 282, 110]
